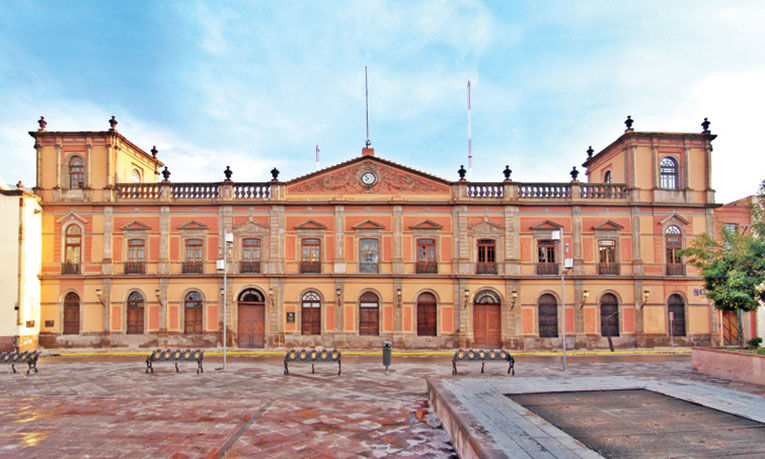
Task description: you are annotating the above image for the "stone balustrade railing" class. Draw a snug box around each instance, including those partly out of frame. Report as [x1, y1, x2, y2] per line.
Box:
[467, 183, 504, 198]
[234, 183, 271, 199]
[517, 183, 571, 199]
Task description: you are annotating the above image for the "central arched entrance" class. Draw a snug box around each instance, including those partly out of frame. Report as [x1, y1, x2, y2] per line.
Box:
[238, 288, 266, 348]
[473, 290, 501, 348]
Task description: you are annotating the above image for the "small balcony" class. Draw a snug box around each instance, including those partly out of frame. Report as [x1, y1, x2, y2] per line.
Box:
[300, 261, 321, 273]
[598, 263, 620, 275]
[536, 262, 559, 275]
[240, 261, 261, 274]
[359, 262, 379, 274]
[476, 262, 497, 275]
[416, 261, 438, 274]
[666, 263, 685, 276]
[61, 262, 80, 275]
[182, 261, 204, 274]
[124, 261, 145, 274]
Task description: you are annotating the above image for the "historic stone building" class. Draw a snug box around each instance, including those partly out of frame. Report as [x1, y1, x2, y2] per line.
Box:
[29, 115, 721, 349]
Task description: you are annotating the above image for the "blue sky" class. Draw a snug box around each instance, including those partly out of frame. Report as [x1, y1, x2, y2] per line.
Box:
[1, 1, 763, 203]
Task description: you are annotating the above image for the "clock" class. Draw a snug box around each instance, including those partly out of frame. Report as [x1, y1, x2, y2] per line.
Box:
[360, 171, 377, 186]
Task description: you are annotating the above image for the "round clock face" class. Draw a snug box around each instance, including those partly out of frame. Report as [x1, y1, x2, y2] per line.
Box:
[360, 172, 377, 186]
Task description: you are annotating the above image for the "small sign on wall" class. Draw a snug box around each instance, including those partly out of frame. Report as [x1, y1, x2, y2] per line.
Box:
[25, 321, 35, 328]
[45, 320, 54, 327]
[286, 312, 295, 323]
[693, 289, 707, 296]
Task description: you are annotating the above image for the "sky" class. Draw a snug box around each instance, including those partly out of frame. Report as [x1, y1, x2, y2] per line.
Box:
[1, 1, 763, 203]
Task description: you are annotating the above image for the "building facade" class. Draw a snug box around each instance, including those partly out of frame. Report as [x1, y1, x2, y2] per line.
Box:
[29, 116, 720, 349]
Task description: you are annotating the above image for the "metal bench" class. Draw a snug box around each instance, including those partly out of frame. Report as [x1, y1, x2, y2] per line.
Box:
[1, 350, 39, 374]
[452, 349, 515, 375]
[284, 349, 341, 375]
[146, 349, 204, 374]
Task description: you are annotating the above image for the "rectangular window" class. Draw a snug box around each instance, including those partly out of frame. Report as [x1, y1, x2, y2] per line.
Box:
[416, 238, 437, 273]
[476, 239, 497, 274]
[183, 239, 204, 274]
[723, 223, 738, 251]
[359, 238, 379, 273]
[536, 240, 558, 275]
[126, 239, 146, 274]
[241, 238, 261, 273]
[665, 235, 683, 275]
[301, 238, 321, 273]
[598, 239, 619, 275]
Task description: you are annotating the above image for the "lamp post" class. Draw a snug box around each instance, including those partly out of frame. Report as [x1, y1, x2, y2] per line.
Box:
[217, 232, 233, 370]
[553, 230, 572, 371]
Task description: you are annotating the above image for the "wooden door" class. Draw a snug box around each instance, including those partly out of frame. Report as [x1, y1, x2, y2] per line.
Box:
[127, 306, 144, 334]
[417, 294, 437, 336]
[238, 303, 265, 348]
[473, 304, 501, 348]
[63, 304, 79, 335]
[722, 310, 740, 345]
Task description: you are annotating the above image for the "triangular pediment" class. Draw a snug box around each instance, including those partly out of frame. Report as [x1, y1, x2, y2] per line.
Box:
[294, 219, 327, 230]
[659, 212, 690, 226]
[410, 219, 443, 230]
[592, 220, 624, 231]
[56, 211, 87, 224]
[286, 156, 451, 195]
[531, 220, 563, 230]
[178, 220, 209, 230]
[352, 219, 385, 230]
[121, 220, 151, 231]
[469, 217, 504, 231]
[234, 219, 269, 232]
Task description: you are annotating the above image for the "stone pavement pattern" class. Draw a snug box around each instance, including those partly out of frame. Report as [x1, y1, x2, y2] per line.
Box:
[0, 354, 763, 457]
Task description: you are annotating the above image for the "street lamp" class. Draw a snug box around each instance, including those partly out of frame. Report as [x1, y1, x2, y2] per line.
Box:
[217, 231, 233, 370]
[552, 230, 573, 371]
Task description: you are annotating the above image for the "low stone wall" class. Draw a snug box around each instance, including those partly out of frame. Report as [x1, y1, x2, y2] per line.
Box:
[692, 347, 765, 386]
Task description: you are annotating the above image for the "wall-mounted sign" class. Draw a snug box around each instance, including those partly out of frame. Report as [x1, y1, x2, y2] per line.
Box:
[286, 312, 295, 323]
[25, 321, 35, 328]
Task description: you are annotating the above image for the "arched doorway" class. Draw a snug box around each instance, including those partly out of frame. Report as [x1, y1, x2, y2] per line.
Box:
[600, 293, 619, 337]
[473, 290, 501, 348]
[359, 292, 379, 336]
[184, 291, 204, 334]
[668, 294, 686, 338]
[538, 294, 558, 338]
[127, 291, 145, 334]
[416, 292, 437, 336]
[238, 289, 266, 348]
[63, 292, 80, 335]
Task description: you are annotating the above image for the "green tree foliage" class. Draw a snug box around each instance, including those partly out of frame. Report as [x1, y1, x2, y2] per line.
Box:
[683, 179, 765, 312]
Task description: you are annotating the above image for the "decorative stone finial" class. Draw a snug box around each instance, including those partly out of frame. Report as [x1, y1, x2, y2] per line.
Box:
[151, 146, 158, 159]
[16, 181, 23, 189]
[270, 167, 280, 181]
[503, 165, 512, 181]
[624, 115, 634, 132]
[458, 165, 466, 181]
[38, 116, 47, 131]
[586, 146, 594, 158]
[365, 139, 371, 148]
[109, 116, 118, 130]
[161, 166, 170, 182]
[570, 166, 579, 181]
[224, 166, 233, 182]
[701, 117, 711, 133]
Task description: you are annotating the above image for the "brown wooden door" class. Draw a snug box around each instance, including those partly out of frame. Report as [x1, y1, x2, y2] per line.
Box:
[417, 294, 437, 336]
[722, 310, 740, 345]
[63, 304, 79, 335]
[473, 304, 501, 348]
[359, 307, 379, 335]
[238, 303, 265, 348]
[127, 306, 144, 334]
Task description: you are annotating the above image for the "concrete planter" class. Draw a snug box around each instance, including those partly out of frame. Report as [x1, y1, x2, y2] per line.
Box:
[692, 347, 765, 386]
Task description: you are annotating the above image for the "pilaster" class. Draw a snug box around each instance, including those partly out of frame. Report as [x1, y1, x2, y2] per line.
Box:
[102, 206, 113, 274]
[334, 206, 345, 273]
[159, 206, 170, 274]
[393, 206, 403, 273]
[630, 207, 643, 274]
[503, 206, 520, 275]
[269, 206, 285, 273]
[572, 206, 583, 275]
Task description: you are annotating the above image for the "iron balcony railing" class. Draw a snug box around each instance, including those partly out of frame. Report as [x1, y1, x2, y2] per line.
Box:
[416, 261, 438, 274]
[598, 263, 620, 275]
[536, 263, 559, 275]
[240, 261, 261, 274]
[124, 261, 146, 274]
[300, 261, 321, 273]
[182, 261, 204, 274]
[476, 262, 498, 274]
[666, 263, 685, 276]
[61, 262, 80, 275]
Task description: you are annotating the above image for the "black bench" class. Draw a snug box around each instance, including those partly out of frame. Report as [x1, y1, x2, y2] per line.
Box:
[1, 350, 39, 374]
[284, 349, 341, 375]
[452, 349, 514, 375]
[146, 349, 204, 374]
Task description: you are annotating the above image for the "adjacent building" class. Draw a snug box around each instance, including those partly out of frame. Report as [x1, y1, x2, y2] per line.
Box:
[27, 116, 722, 349]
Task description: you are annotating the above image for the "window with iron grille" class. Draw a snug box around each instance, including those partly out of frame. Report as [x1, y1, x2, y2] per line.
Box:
[598, 239, 619, 275]
[659, 156, 678, 189]
[183, 239, 204, 273]
[416, 238, 437, 273]
[68, 155, 84, 189]
[536, 240, 557, 275]
[722, 223, 738, 251]
[477, 239, 497, 274]
[359, 238, 379, 273]
[301, 291, 321, 335]
[301, 238, 321, 273]
[241, 238, 261, 273]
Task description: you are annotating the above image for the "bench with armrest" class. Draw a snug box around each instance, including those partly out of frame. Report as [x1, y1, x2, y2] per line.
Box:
[146, 349, 204, 374]
[452, 349, 515, 375]
[0, 351, 39, 374]
[284, 349, 341, 375]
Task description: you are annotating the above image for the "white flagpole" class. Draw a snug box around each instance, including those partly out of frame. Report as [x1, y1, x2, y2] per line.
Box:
[467, 81, 472, 181]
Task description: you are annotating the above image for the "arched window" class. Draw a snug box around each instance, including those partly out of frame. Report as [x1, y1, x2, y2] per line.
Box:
[127, 291, 145, 335]
[69, 156, 84, 189]
[538, 294, 558, 338]
[668, 294, 686, 337]
[63, 225, 81, 274]
[417, 292, 437, 336]
[359, 292, 379, 336]
[665, 225, 684, 275]
[301, 291, 321, 335]
[131, 169, 141, 183]
[184, 291, 204, 334]
[600, 293, 619, 337]
[63, 292, 80, 335]
[603, 170, 612, 183]
[659, 157, 678, 189]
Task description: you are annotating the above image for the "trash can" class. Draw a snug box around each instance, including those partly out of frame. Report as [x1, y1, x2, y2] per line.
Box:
[382, 341, 392, 375]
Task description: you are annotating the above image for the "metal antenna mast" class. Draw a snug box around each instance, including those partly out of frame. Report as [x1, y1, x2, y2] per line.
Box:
[365, 66, 371, 148]
[315, 145, 320, 171]
[467, 81, 472, 181]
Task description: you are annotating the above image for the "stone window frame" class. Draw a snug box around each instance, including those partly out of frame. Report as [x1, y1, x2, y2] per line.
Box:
[593, 221, 624, 274]
[413, 233, 440, 273]
[603, 169, 613, 183]
[531, 222, 563, 267]
[233, 219, 270, 273]
[659, 155, 680, 190]
[66, 153, 86, 189]
[62, 222, 84, 265]
[468, 219, 504, 275]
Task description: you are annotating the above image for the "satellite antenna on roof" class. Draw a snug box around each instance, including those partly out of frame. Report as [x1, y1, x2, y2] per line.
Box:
[467, 81, 472, 181]
[365, 66, 371, 148]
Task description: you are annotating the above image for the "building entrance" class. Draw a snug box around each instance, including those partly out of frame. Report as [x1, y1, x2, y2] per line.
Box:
[473, 291, 501, 348]
[238, 289, 265, 348]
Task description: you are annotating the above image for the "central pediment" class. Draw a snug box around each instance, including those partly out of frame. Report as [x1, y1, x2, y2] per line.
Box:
[286, 156, 451, 196]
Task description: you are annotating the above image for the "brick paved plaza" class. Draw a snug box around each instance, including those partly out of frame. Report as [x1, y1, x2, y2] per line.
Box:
[1, 352, 763, 458]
